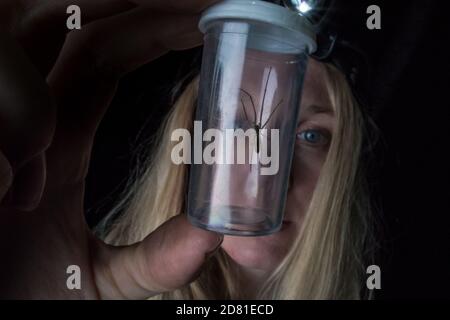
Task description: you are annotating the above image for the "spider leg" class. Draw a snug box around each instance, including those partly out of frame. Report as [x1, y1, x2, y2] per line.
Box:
[241, 99, 250, 124]
[261, 99, 284, 129]
[260, 67, 273, 126]
[240, 88, 257, 124]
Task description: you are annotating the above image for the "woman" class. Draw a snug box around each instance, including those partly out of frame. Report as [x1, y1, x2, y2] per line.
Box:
[0, 0, 375, 300]
[99, 57, 374, 299]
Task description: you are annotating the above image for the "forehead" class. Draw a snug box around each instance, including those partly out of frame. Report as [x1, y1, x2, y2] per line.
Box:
[300, 59, 332, 111]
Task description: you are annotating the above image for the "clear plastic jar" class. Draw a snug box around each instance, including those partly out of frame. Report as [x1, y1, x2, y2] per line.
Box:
[187, 0, 316, 236]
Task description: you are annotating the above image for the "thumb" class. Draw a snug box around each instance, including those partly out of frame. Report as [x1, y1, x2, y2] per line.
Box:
[93, 214, 223, 299]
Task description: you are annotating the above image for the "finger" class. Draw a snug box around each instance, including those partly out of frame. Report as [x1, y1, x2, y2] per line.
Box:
[2, 153, 46, 212]
[130, 0, 220, 12]
[0, 32, 55, 168]
[16, 0, 218, 23]
[0, 151, 13, 202]
[0, 33, 54, 210]
[9, 0, 218, 76]
[93, 214, 223, 299]
[11, 0, 135, 76]
[45, 9, 203, 186]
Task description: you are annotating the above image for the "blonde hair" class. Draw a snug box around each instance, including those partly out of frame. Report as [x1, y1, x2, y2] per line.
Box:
[97, 62, 374, 300]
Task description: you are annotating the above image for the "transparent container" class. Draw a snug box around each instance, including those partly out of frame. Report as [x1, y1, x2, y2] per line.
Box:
[187, 0, 316, 236]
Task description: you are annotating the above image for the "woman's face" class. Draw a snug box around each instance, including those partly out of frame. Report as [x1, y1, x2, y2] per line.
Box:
[221, 59, 336, 273]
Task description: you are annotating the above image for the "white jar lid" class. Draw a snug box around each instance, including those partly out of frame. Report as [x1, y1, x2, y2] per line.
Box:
[199, 0, 317, 54]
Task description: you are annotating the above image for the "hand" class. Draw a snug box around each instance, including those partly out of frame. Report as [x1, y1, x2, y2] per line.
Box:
[0, 0, 222, 299]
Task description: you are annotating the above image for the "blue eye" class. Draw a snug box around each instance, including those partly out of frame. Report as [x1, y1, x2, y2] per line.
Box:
[297, 129, 330, 146]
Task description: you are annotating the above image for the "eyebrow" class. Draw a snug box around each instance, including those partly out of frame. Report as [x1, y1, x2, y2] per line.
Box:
[297, 104, 334, 126]
[306, 104, 334, 115]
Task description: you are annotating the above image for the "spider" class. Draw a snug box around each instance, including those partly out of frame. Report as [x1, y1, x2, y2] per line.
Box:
[239, 67, 284, 155]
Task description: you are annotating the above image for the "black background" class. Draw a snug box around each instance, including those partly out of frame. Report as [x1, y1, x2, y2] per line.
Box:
[84, 0, 450, 299]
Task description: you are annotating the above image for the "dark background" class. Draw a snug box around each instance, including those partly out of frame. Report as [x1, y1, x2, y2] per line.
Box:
[84, 0, 450, 299]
